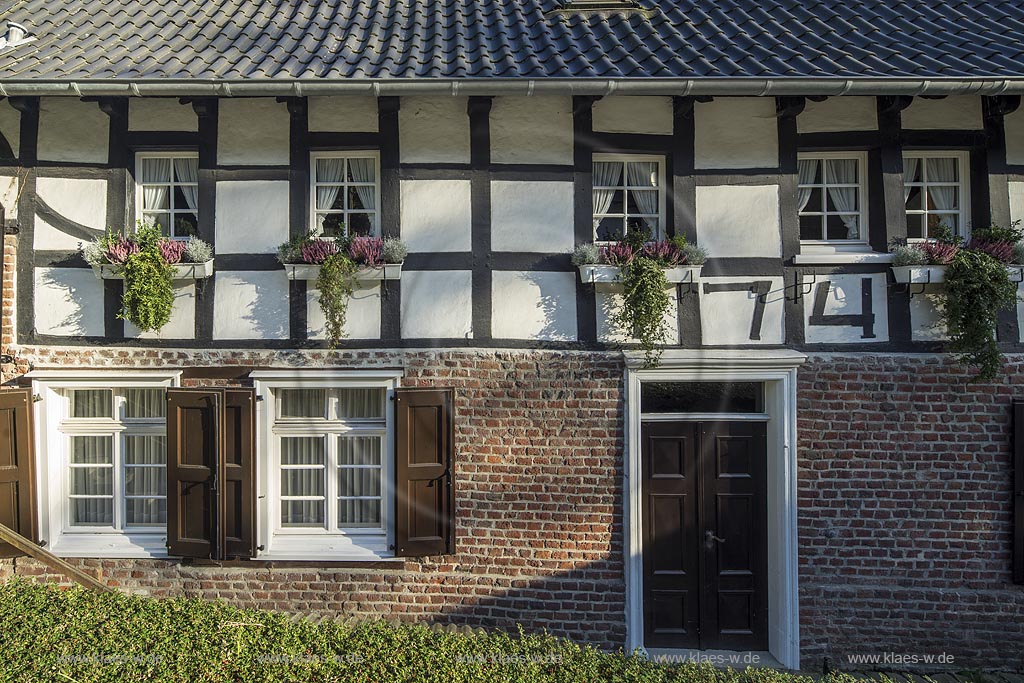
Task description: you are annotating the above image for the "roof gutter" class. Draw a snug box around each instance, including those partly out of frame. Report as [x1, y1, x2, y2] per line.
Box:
[0, 78, 1021, 98]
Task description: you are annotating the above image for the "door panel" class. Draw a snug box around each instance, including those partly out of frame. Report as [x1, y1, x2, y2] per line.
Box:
[641, 420, 767, 652]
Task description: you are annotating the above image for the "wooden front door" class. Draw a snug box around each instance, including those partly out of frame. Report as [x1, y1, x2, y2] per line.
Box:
[641, 420, 768, 651]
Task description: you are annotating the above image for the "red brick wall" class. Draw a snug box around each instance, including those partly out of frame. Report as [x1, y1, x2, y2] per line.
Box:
[797, 354, 1024, 670]
[0, 348, 629, 650]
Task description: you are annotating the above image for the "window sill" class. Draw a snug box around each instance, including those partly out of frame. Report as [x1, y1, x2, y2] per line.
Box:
[792, 252, 894, 265]
[47, 533, 168, 559]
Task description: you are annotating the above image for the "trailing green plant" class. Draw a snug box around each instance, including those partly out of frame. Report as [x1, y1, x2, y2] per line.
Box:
[317, 251, 358, 348]
[615, 255, 673, 368]
[118, 224, 174, 332]
[943, 248, 1019, 382]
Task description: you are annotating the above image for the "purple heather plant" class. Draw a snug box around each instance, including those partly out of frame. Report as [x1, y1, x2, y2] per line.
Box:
[641, 240, 682, 267]
[921, 240, 960, 265]
[601, 242, 635, 266]
[104, 236, 140, 265]
[349, 236, 384, 267]
[969, 239, 1015, 264]
[301, 239, 339, 265]
[158, 239, 187, 265]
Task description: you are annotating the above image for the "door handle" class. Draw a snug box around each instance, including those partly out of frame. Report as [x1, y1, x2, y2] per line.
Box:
[704, 530, 726, 549]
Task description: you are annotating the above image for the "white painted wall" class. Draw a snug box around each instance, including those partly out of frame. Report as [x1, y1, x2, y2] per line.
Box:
[798, 97, 878, 133]
[909, 293, 948, 342]
[1010, 181, 1024, 225]
[213, 271, 289, 339]
[490, 96, 574, 165]
[695, 98, 778, 169]
[215, 180, 289, 253]
[592, 96, 673, 135]
[33, 177, 108, 251]
[696, 185, 781, 258]
[901, 96, 983, 130]
[37, 98, 108, 164]
[699, 276, 785, 345]
[125, 284, 196, 339]
[400, 270, 473, 338]
[0, 176, 18, 221]
[491, 180, 574, 252]
[34, 268, 105, 336]
[0, 102, 19, 158]
[218, 99, 290, 166]
[597, 285, 679, 345]
[491, 270, 577, 341]
[307, 282, 381, 339]
[802, 273, 889, 343]
[308, 96, 378, 133]
[1007, 108, 1024, 166]
[128, 99, 198, 132]
[400, 97, 470, 164]
[400, 179, 472, 252]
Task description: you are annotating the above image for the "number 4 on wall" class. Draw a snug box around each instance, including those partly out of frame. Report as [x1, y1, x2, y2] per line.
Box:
[808, 278, 876, 339]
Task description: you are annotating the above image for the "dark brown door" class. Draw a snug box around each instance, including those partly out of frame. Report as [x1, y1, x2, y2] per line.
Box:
[641, 420, 767, 651]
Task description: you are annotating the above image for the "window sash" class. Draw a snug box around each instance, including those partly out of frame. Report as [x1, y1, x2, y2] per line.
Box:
[135, 153, 200, 240]
[592, 155, 666, 242]
[309, 152, 381, 238]
[903, 153, 969, 240]
[796, 153, 867, 243]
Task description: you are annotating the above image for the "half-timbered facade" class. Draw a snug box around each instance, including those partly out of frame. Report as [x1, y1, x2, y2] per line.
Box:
[0, 0, 1022, 671]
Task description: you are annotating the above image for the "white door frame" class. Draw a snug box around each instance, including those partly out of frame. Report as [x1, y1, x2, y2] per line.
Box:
[623, 350, 806, 670]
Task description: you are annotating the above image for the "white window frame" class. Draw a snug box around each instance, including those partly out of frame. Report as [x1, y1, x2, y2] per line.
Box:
[134, 151, 200, 240]
[902, 150, 972, 241]
[252, 370, 402, 561]
[29, 371, 181, 558]
[592, 153, 667, 243]
[309, 150, 381, 238]
[797, 151, 869, 251]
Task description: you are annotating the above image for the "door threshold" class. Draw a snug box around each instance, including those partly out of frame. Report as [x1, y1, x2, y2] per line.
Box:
[646, 649, 783, 670]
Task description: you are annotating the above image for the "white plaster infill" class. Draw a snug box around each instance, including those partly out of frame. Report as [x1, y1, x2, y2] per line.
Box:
[283, 263, 403, 282]
[92, 259, 214, 280]
[623, 349, 806, 671]
[578, 264, 702, 285]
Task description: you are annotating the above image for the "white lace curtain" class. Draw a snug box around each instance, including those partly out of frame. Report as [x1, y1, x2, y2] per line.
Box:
[124, 435, 166, 526]
[796, 159, 817, 212]
[140, 158, 171, 219]
[825, 159, 860, 239]
[281, 437, 326, 526]
[338, 436, 382, 527]
[903, 157, 920, 202]
[315, 158, 346, 232]
[626, 161, 659, 232]
[173, 157, 199, 214]
[592, 161, 623, 229]
[927, 158, 959, 212]
[69, 436, 113, 525]
[348, 158, 376, 212]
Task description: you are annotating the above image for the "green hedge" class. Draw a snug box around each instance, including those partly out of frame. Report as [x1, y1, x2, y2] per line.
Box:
[0, 579, 856, 683]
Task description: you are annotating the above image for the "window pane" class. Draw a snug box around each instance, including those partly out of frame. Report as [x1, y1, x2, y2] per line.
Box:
[140, 157, 172, 183]
[124, 435, 165, 464]
[281, 469, 324, 497]
[348, 212, 373, 236]
[605, 189, 625, 215]
[826, 214, 857, 241]
[125, 466, 165, 496]
[905, 186, 923, 211]
[71, 499, 113, 526]
[595, 216, 625, 242]
[926, 186, 958, 211]
[626, 161, 659, 188]
[347, 186, 376, 211]
[172, 157, 198, 184]
[825, 187, 858, 213]
[125, 389, 165, 419]
[804, 187, 823, 214]
[70, 436, 112, 464]
[930, 213, 958, 236]
[71, 390, 112, 418]
[338, 467, 381, 498]
[126, 498, 166, 526]
[593, 161, 624, 187]
[278, 389, 326, 418]
[926, 157, 959, 183]
[280, 437, 325, 465]
[824, 158, 858, 186]
[318, 213, 346, 237]
[626, 216, 658, 237]
[640, 382, 765, 413]
[904, 158, 922, 183]
[338, 436, 382, 466]
[282, 500, 325, 527]
[71, 467, 113, 496]
[338, 499, 381, 528]
[315, 158, 346, 184]
[347, 157, 376, 184]
[174, 213, 199, 239]
[337, 389, 385, 419]
[799, 214, 823, 241]
[906, 213, 924, 239]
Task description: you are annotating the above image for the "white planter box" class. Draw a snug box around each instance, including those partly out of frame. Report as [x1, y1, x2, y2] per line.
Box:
[284, 263, 403, 282]
[92, 259, 215, 281]
[577, 264, 702, 284]
[893, 265, 1024, 286]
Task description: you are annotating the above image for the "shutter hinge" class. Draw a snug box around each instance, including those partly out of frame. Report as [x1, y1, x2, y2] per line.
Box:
[0, 354, 13, 364]
[32, 394, 42, 403]
[256, 545, 265, 552]
[255, 395, 264, 402]
[36, 539, 46, 548]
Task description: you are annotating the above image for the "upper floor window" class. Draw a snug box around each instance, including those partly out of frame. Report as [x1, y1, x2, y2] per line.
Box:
[136, 152, 199, 239]
[310, 152, 380, 238]
[903, 152, 970, 240]
[593, 154, 665, 242]
[797, 152, 867, 243]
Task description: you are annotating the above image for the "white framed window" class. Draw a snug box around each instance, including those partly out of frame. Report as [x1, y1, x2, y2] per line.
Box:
[30, 371, 180, 558]
[903, 151, 971, 240]
[592, 154, 666, 242]
[135, 151, 199, 239]
[797, 151, 868, 244]
[252, 370, 402, 561]
[310, 151, 380, 238]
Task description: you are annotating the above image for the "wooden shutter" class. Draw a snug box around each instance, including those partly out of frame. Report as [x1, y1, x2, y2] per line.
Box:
[394, 388, 455, 557]
[166, 389, 218, 559]
[1014, 400, 1024, 585]
[221, 389, 256, 559]
[0, 390, 36, 558]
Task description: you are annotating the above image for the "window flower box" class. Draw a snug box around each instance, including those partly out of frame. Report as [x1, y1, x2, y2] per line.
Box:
[892, 265, 1024, 286]
[92, 259, 215, 281]
[284, 263, 403, 282]
[577, 264, 702, 285]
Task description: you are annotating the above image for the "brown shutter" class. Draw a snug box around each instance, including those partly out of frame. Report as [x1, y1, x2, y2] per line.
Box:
[394, 388, 455, 557]
[221, 389, 256, 559]
[1014, 400, 1024, 585]
[166, 389, 218, 559]
[0, 390, 37, 558]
